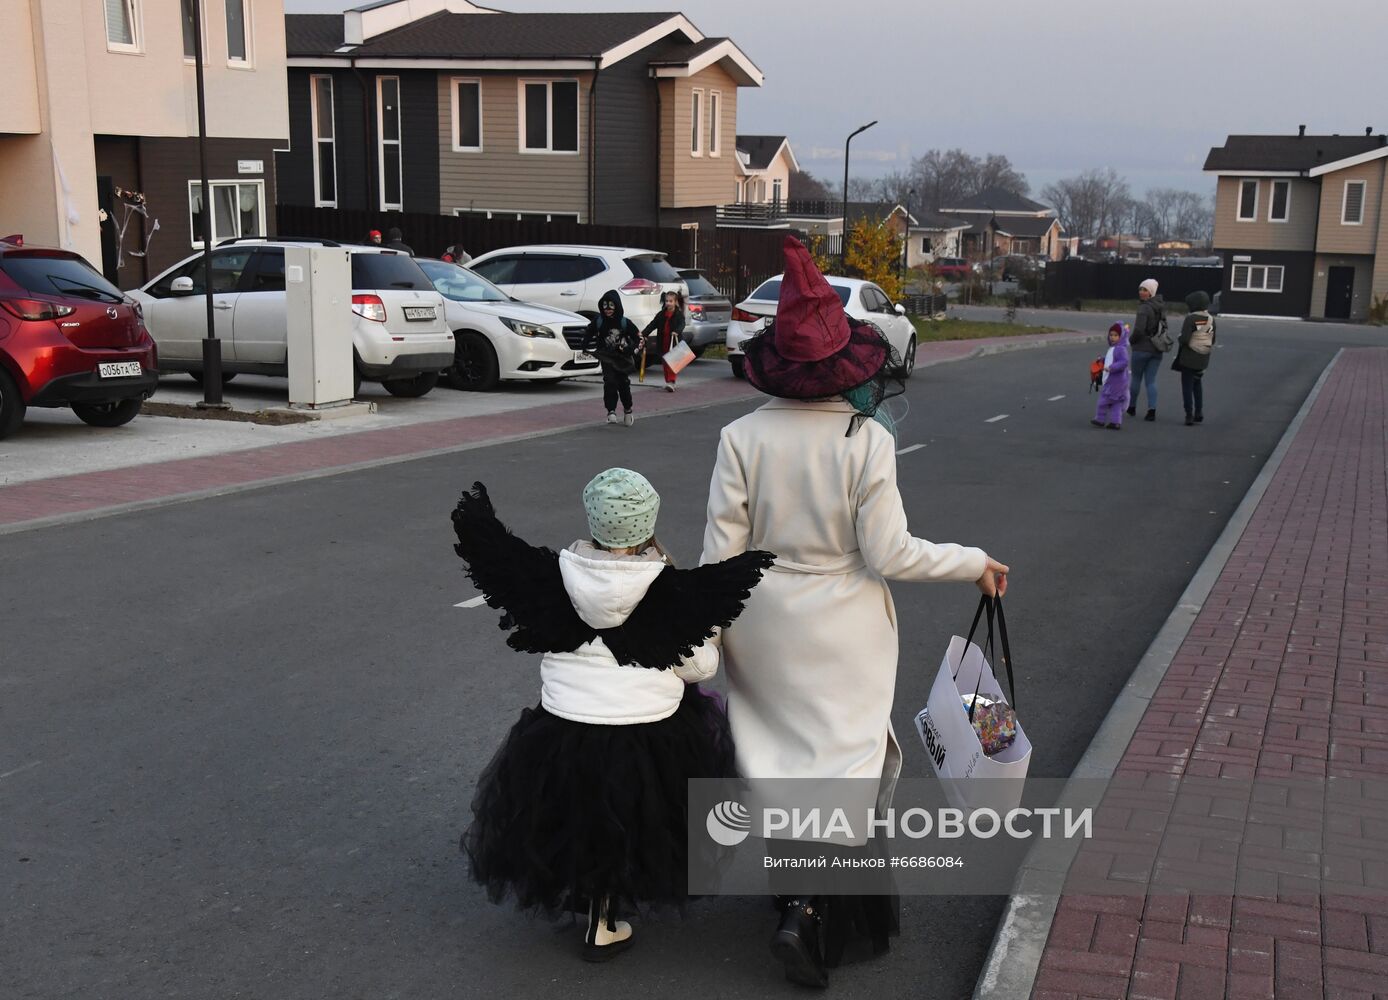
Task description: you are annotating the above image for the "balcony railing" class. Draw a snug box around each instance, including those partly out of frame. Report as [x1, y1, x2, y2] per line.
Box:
[716, 202, 789, 226]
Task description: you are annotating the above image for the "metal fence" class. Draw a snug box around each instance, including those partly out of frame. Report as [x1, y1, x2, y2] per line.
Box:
[275, 205, 791, 304]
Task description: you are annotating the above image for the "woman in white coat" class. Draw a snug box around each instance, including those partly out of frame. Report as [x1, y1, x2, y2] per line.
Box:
[702, 237, 1008, 988]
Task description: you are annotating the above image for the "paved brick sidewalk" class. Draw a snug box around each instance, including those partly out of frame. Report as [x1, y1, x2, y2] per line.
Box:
[1032, 348, 1388, 1000]
[0, 331, 1094, 532]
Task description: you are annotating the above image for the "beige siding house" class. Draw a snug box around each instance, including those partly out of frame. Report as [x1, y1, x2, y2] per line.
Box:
[1205, 130, 1388, 319]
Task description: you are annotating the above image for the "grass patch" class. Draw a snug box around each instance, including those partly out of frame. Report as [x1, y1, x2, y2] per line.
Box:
[699, 343, 729, 360]
[910, 317, 1065, 341]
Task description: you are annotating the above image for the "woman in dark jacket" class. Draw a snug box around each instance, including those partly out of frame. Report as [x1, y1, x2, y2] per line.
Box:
[1172, 290, 1216, 426]
[641, 292, 687, 392]
[584, 290, 644, 426]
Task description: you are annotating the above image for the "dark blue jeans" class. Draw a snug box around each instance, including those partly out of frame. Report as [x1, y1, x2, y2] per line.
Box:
[1129, 351, 1160, 410]
[1181, 371, 1204, 416]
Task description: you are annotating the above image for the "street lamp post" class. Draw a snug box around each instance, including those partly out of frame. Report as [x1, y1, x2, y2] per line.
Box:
[191, 0, 227, 409]
[841, 120, 877, 269]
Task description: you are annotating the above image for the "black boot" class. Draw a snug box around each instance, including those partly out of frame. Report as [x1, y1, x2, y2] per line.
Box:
[1125, 406, 1136, 417]
[1144, 409, 1156, 422]
[1185, 413, 1194, 426]
[770, 898, 828, 988]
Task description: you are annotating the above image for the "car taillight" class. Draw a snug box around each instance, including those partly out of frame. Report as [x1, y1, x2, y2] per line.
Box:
[351, 294, 387, 322]
[687, 303, 704, 314]
[619, 278, 660, 295]
[731, 307, 759, 323]
[0, 298, 75, 321]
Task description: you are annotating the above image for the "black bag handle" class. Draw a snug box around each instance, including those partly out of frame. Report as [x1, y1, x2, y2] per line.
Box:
[957, 595, 1018, 719]
[993, 596, 1018, 711]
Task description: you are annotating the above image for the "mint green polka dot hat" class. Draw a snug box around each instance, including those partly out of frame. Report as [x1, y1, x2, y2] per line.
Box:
[582, 468, 660, 549]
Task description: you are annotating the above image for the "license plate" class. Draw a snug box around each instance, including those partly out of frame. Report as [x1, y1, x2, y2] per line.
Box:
[403, 306, 435, 321]
[574, 351, 597, 364]
[98, 361, 143, 378]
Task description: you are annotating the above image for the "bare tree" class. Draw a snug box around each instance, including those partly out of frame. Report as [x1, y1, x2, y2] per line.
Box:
[976, 154, 1030, 197]
[1040, 168, 1133, 240]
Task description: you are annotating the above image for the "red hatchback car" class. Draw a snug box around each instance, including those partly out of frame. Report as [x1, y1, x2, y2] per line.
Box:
[0, 237, 158, 439]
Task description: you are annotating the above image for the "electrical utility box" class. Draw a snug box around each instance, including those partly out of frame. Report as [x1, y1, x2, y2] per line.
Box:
[286, 245, 354, 408]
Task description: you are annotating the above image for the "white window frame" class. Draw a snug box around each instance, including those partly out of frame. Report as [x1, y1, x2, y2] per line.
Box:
[1236, 178, 1259, 222]
[181, 0, 206, 63]
[310, 74, 337, 208]
[1342, 179, 1367, 225]
[1267, 179, 1290, 223]
[690, 88, 704, 157]
[377, 75, 403, 211]
[772, 178, 783, 205]
[104, 0, 142, 54]
[187, 179, 266, 248]
[224, 0, 252, 67]
[1230, 262, 1285, 293]
[517, 79, 580, 155]
[451, 78, 483, 152]
[707, 90, 720, 157]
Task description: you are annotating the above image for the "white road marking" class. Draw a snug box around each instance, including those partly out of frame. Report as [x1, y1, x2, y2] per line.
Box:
[985, 414, 1009, 423]
[896, 444, 925, 455]
[1048, 394, 1066, 401]
[455, 596, 487, 608]
[0, 760, 41, 780]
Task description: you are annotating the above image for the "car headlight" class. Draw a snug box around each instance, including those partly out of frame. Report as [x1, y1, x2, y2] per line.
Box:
[500, 316, 555, 338]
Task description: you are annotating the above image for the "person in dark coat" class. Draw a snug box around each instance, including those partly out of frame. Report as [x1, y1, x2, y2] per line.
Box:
[1172, 290, 1216, 426]
[641, 291, 687, 392]
[583, 290, 643, 425]
[384, 227, 414, 254]
[1126, 278, 1166, 421]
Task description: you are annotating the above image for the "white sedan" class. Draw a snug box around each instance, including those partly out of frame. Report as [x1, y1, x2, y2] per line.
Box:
[415, 259, 599, 391]
[725, 275, 917, 381]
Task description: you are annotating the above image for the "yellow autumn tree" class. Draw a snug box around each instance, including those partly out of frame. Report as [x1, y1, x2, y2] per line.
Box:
[843, 218, 904, 302]
[804, 233, 835, 275]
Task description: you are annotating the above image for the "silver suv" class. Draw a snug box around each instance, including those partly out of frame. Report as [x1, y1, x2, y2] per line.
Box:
[131, 239, 454, 397]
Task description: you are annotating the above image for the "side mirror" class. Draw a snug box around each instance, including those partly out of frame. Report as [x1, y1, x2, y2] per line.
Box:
[894, 303, 906, 315]
[171, 276, 194, 294]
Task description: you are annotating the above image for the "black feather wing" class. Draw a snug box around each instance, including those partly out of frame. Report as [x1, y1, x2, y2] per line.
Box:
[602, 550, 776, 669]
[451, 482, 594, 654]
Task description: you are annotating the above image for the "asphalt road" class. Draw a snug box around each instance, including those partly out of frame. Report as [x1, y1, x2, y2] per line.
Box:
[2, 319, 1381, 999]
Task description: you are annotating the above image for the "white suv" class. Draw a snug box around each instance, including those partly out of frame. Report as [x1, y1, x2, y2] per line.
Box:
[467, 245, 687, 332]
[131, 240, 454, 397]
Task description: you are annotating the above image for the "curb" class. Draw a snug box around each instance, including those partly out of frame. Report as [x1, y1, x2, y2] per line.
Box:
[971, 348, 1346, 1000]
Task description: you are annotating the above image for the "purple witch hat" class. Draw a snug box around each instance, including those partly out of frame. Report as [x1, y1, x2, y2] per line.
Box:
[742, 236, 892, 399]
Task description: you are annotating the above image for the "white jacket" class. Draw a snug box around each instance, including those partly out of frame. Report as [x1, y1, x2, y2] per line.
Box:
[539, 541, 720, 725]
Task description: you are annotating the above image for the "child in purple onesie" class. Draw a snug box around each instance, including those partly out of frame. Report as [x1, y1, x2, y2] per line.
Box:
[1092, 322, 1130, 430]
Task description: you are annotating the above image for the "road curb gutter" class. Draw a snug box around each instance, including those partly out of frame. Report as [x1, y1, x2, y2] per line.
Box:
[972, 348, 1345, 1000]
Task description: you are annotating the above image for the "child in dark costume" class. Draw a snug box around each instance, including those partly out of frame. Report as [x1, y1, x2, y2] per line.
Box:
[453, 469, 774, 961]
[1092, 322, 1130, 430]
[583, 291, 644, 426]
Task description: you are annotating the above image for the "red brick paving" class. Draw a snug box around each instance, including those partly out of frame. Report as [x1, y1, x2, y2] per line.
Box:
[1032, 348, 1388, 999]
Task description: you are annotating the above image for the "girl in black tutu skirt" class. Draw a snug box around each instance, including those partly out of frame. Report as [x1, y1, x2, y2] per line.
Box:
[452, 469, 773, 961]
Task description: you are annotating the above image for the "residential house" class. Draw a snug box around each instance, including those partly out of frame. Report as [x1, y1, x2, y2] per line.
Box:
[279, 0, 762, 231]
[778, 200, 966, 265]
[735, 135, 796, 206]
[0, 0, 288, 287]
[938, 186, 1064, 261]
[1204, 128, 1388, 319]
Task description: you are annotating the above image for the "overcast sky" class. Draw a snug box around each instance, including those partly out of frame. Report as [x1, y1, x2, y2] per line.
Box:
[285, 0, 1388, 200]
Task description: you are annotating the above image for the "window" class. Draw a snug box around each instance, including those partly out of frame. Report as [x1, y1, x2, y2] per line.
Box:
[224, 0, 249, 64]
[149, 249, 254, 297]
[1268, 179, 1290, 222]
[187, 180, 264, 246]
[350, 253, 429, 291]
[690, 89, 703, 156]
[624, 255, 681, 282]
[519, 80, 579, 153]
[1342, 179, 1366, 225]
[708, 91, 720, 156]
[377, 76, 403, 210]
[104, 0, 140, 52]
[471, 255, 520, 284]
[453, 79, 482, 151]
[1237, 179, 1258, 221]
[749, 279, 851, 306]
[310, 75, 336, 207]
[921, 236, 933, 253]
[512, 256, 591, 284]
[180, 0, 203, 60]
[247, 250, 285, 292]
[1230, 263, 1284, 293]
[772, 178, 782, 206]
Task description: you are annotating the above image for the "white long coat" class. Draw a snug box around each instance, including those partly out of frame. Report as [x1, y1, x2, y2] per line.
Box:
[701, 399, 987, 823]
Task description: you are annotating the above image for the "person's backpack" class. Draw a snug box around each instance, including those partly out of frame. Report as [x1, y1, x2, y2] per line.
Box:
[1187, 313, 1215, 355]
[1089, 357, 1105, 392]
[1149, 306, 1175, 352]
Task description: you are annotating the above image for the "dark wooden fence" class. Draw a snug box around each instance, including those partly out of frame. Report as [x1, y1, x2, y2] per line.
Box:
[275, 205, 790, 303]
[1044, 259, 1224, 306]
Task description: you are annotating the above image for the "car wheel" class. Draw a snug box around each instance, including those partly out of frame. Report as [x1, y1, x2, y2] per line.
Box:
[730, 354, 746, 380]
[382, 371, 439, 398]
[0, 367, 26, 440]
[898, 335, 917, 379]
[71, 398, 142, 428]
[444, 332, 500, 391]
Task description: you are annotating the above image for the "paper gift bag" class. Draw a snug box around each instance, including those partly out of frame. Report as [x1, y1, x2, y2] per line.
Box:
[914, 596, 1031, 814]
[662, 340, 696, 374]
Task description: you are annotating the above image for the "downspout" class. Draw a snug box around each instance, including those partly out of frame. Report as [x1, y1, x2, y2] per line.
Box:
[1308, 172, 1321, 318]
[588, 59, 600, 224]
[351, 58, 374, 212]
[652, 78, 662, 227]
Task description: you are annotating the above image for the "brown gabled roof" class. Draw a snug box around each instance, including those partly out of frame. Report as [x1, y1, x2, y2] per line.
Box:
[648, 37, 728, 66]
[992, 215, 1058, 238]
[1203, 133, 1388, 172]
[941, 186, 1049, 215]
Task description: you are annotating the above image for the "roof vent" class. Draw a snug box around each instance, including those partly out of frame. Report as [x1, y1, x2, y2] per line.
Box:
[1368, 127, 1375, 136]
[1298, 124, 1306, 136]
